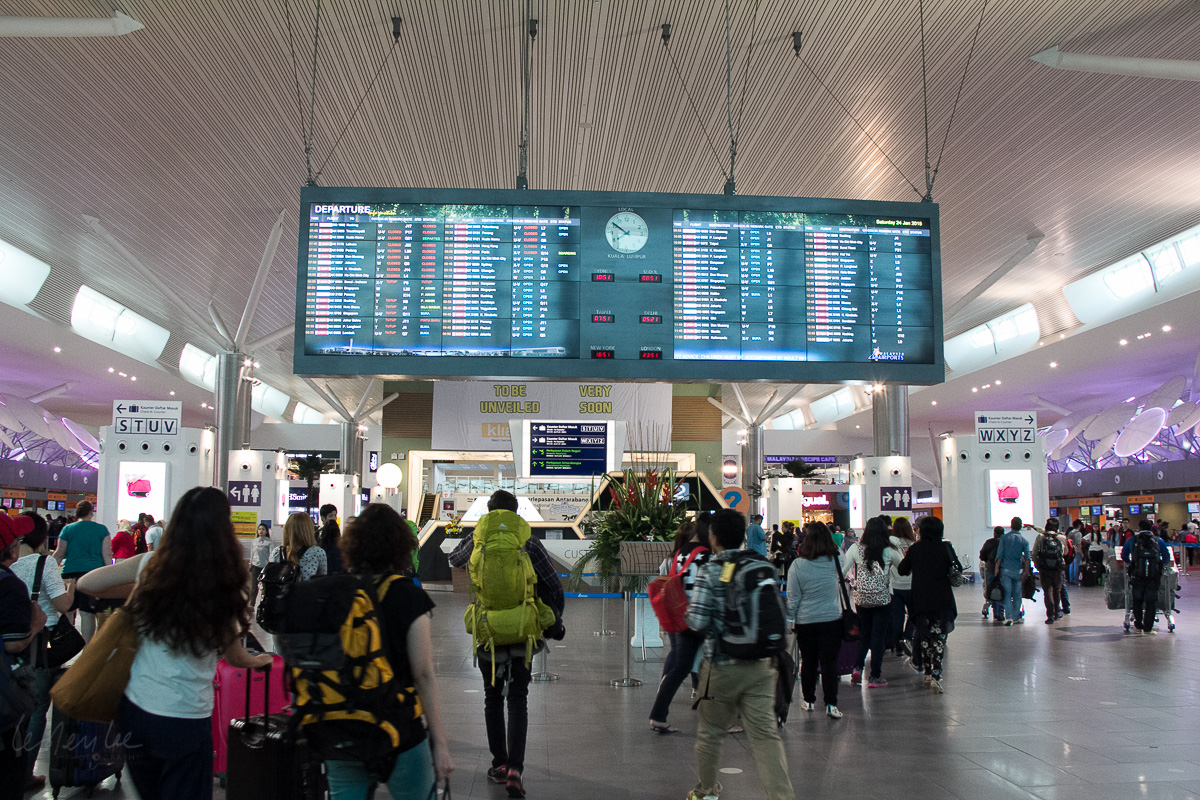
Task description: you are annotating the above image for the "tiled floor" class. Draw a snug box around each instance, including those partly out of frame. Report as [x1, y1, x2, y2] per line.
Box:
[28, 579, 1199, 799]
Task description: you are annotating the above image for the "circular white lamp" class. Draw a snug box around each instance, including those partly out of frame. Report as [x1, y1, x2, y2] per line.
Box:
[376, 462, 403, 490]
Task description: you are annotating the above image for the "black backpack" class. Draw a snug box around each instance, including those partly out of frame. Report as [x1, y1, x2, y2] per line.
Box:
[716, 551, 787, 660]
[1038, 535, 1063, 571]
[256, 547, 307, 632]
[1130, 533, 1164, 582]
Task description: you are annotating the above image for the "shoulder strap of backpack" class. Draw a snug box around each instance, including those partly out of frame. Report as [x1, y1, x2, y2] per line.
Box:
[31, 555, 47, 602]
[671, 547, 707, 578]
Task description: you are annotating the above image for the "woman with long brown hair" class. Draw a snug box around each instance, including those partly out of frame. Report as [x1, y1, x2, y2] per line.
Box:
[278, 511, 327, 580]
[788, 521, 845, 718]
[325, 502, 453, 798]
[78, 487, 271, 800]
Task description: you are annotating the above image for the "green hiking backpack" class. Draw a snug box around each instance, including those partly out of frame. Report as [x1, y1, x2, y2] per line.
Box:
[462, 510, 555, 683]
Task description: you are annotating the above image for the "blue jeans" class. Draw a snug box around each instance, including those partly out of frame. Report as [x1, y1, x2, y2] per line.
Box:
[854, 604, 890, 679]
[118, 697, 213, 800]
[1000, 570, 1023, 622]
[651, 630, 701, 723]
[22, 667, 58, 777]
[326, 739, 433, 800]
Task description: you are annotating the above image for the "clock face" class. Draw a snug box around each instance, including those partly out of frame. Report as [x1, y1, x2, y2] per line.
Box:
[605, 211, 649, 253]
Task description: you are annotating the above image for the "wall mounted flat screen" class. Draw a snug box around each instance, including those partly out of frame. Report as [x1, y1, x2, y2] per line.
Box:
[519, 420, 614, 480]
[1189, 502, 1200, 515]
[294, 187, 944, 383]
[1128, 503, 1140, 515]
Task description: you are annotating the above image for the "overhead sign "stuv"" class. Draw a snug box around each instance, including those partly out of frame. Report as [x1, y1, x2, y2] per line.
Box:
[975, 411, 1037, 445]
[112, 400, 182, 436]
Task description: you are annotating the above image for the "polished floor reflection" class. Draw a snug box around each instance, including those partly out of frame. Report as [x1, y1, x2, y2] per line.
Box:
[29, 580, 1200, 799]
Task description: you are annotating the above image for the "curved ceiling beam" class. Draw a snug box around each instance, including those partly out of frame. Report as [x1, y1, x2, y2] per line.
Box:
[1032, 46, 1200, 81]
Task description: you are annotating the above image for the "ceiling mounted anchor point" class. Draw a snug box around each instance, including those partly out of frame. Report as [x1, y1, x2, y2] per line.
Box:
[391, 17, 402, 42]
[661, 23, 671, 45]
[792, 31, 802, 57]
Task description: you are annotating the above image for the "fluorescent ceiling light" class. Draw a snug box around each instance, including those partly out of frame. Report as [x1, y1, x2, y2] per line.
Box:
[178, 344, 217, 390]
[70, 285, 169, 361]
[251, 382, 290, 421]
[944, 304, 1039, 373]
[1101, 255, 1154, 299]
[0, 239, 52, 306]
[292, 402, 325, 425]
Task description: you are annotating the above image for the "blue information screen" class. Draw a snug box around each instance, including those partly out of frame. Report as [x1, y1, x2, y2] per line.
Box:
[527, 421, 610, 478]
[294, 187, 943, 383]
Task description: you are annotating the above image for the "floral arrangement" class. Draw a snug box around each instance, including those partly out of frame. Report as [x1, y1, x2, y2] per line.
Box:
[444, 515, 464, 538]
[568, 466, 689, 591]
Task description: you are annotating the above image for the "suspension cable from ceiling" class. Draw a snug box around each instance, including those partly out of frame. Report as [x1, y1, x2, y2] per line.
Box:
[517, 3, 537, 190]
[929, 0, 989, 197]
[283, 1, 306, 142]
[315, 18, 402, 181]
[734, 0, 764, 143]
[724, 1, 736, 194]
[792, 35, 923, 199]
[662, 23, 729, 187]
[303, 0, 323, 186]
[919, 0, 932, 202]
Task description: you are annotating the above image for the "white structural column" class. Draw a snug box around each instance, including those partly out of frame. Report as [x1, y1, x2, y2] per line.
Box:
[214, 352, 252, 490]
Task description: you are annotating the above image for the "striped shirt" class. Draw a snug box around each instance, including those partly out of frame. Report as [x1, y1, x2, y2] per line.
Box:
[663, 542, 710, 598]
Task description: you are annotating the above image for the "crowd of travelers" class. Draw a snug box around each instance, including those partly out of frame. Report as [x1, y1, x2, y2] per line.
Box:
[0, 490, 1183, 800]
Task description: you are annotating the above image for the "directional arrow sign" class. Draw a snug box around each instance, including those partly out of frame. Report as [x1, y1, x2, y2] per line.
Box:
[880, 486, 912, 512]
[112, 400, 182, 437]
[975, 411, 1038, 445]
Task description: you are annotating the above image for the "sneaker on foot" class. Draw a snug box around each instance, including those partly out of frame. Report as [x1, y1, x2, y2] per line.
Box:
[487, 766, 509, 784]
[1005, 619, 1013, 626]
[851, 669, 862, 685]
[799, 700, 815, 712]
[982, 603, 989, 618]
[506, 770, 526, 798]
[929, 679, 944, 694]
[907, 657, 922, 673]
[868, 677, 888, 688]
[826, 705, 843, 719]
[1045, 618, 1054, 624]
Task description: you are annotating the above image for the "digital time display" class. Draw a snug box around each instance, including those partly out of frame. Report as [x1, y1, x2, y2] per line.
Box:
[296, 187, 944, 383]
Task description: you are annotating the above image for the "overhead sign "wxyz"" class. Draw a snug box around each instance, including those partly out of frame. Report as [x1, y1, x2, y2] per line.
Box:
[977, 428, 1034, 443]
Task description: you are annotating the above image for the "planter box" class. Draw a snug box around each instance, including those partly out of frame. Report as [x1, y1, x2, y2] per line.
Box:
[618, 541, 674, 576]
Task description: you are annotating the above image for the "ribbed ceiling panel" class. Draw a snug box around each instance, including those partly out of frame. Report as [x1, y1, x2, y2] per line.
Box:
[0, 0, 1197, 419]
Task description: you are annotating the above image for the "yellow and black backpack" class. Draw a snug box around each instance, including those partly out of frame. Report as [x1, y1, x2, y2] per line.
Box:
[266, 573, 426, 779]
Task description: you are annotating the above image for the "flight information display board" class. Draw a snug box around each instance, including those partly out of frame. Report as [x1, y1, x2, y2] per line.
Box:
[295, 187, 944, 383]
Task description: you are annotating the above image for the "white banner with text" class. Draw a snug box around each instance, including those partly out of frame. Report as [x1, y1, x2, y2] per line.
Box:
[432, 381, 672, 450]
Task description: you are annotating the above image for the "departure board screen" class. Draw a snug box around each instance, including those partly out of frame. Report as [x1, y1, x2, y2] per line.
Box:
[294, 187, 944, 383]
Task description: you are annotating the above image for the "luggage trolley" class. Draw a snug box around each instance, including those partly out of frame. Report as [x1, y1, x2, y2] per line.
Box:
[1108, 553, 1178, 633]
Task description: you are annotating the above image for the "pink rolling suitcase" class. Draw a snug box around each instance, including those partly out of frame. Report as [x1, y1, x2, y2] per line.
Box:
[212, 655, 289, 776]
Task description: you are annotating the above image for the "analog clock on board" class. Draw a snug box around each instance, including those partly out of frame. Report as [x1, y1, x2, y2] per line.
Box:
[605, 211, 649, 253]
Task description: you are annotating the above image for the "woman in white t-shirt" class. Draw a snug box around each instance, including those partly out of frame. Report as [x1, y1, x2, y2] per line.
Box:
[78, 487, 271, 800]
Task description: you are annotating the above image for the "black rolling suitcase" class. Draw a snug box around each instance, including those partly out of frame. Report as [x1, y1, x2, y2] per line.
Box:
[48, 708, 125, 798]
[774, 649, 797, 725]
[225, 665, 328, 800]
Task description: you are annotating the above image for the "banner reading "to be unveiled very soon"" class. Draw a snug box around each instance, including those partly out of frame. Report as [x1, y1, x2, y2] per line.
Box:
[432, 381, 672, 451]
